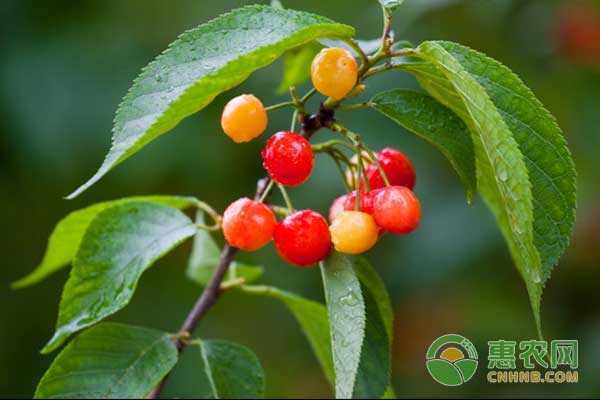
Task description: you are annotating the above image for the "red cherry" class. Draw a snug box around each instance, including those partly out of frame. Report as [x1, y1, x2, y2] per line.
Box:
[364, 148, 416, 190]
[329, 194, 348, 223]
[262, 131, 314, 186]
[372, 186, 421, 234]
[342, 190, 378, 215]
[222, 198, 276, 251]
[274, 210, 331, 267]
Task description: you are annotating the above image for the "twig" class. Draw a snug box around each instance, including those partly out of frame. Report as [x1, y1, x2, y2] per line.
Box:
[146, 245, 238, 399]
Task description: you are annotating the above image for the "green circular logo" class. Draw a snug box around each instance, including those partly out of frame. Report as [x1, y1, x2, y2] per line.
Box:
[426, 334, 478, 386]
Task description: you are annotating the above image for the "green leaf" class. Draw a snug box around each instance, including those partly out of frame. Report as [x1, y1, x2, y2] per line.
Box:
[370, 89, 476, 202]
[35, 323, 177, 399]
[67, 5, 354, 199]
[12, 196, 198, 289]
[352, 257, 393, 398]
[242, 268, 394, 399]
[43, 202, 197, 354]
[435, 42, 576, 281]
[379, 0, 404, 11]
[320, 251, 365, 399]
[352, 258, 392, 348]
[402, 41, 577, 335]
[198, 339, 265, 399]
[187, 210, 263, 286]
[277, 41, 323, 93]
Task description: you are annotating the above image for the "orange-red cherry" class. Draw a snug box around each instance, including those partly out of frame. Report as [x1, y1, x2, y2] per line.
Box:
[372, 186, 421, 234]
[222, 198, 276, 251]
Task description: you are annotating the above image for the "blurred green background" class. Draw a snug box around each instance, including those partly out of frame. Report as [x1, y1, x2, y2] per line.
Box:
[1, 0, 599, 397]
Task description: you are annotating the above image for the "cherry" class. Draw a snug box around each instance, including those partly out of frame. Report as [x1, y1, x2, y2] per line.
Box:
[221, 94, 268, 143]
[262, 131, 314, 186]
[329, 210, 379, 254]
[222, 198, 276, 251]
[342, 190, 377, 215]
[274, 210, 331, 267]
[364, 147, 416, 190]
[329, 194, 348, 223]
[311, 47, 358, 100]
[345, 151, 377, 187]
[372, 186, 421, 234]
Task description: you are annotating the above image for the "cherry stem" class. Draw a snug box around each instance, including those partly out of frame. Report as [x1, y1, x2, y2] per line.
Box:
[332, 154, 352, 193]
[300, 87, 317, 104]
[358, 153, 371, 192]
[265, 101, 295, 112]
[354, 147, 363, 211]
[290, 109, 298, 132]
[329, 122, 391, 188]
[321, 148, 352, 193]
[340, 37, 370, 75]
[277, 183, 295, 212]
[270, 205, 292, 217]
[258, 179, 275, 203]
[332, 149, 355, 190]
[363, 145, 391, 186]
[311, 139, 355, 153]
[354, 144, 371, 193]
[311, 140, 357, 193]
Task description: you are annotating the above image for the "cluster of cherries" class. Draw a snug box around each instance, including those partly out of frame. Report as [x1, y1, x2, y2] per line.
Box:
[217, 47, 421, 267]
